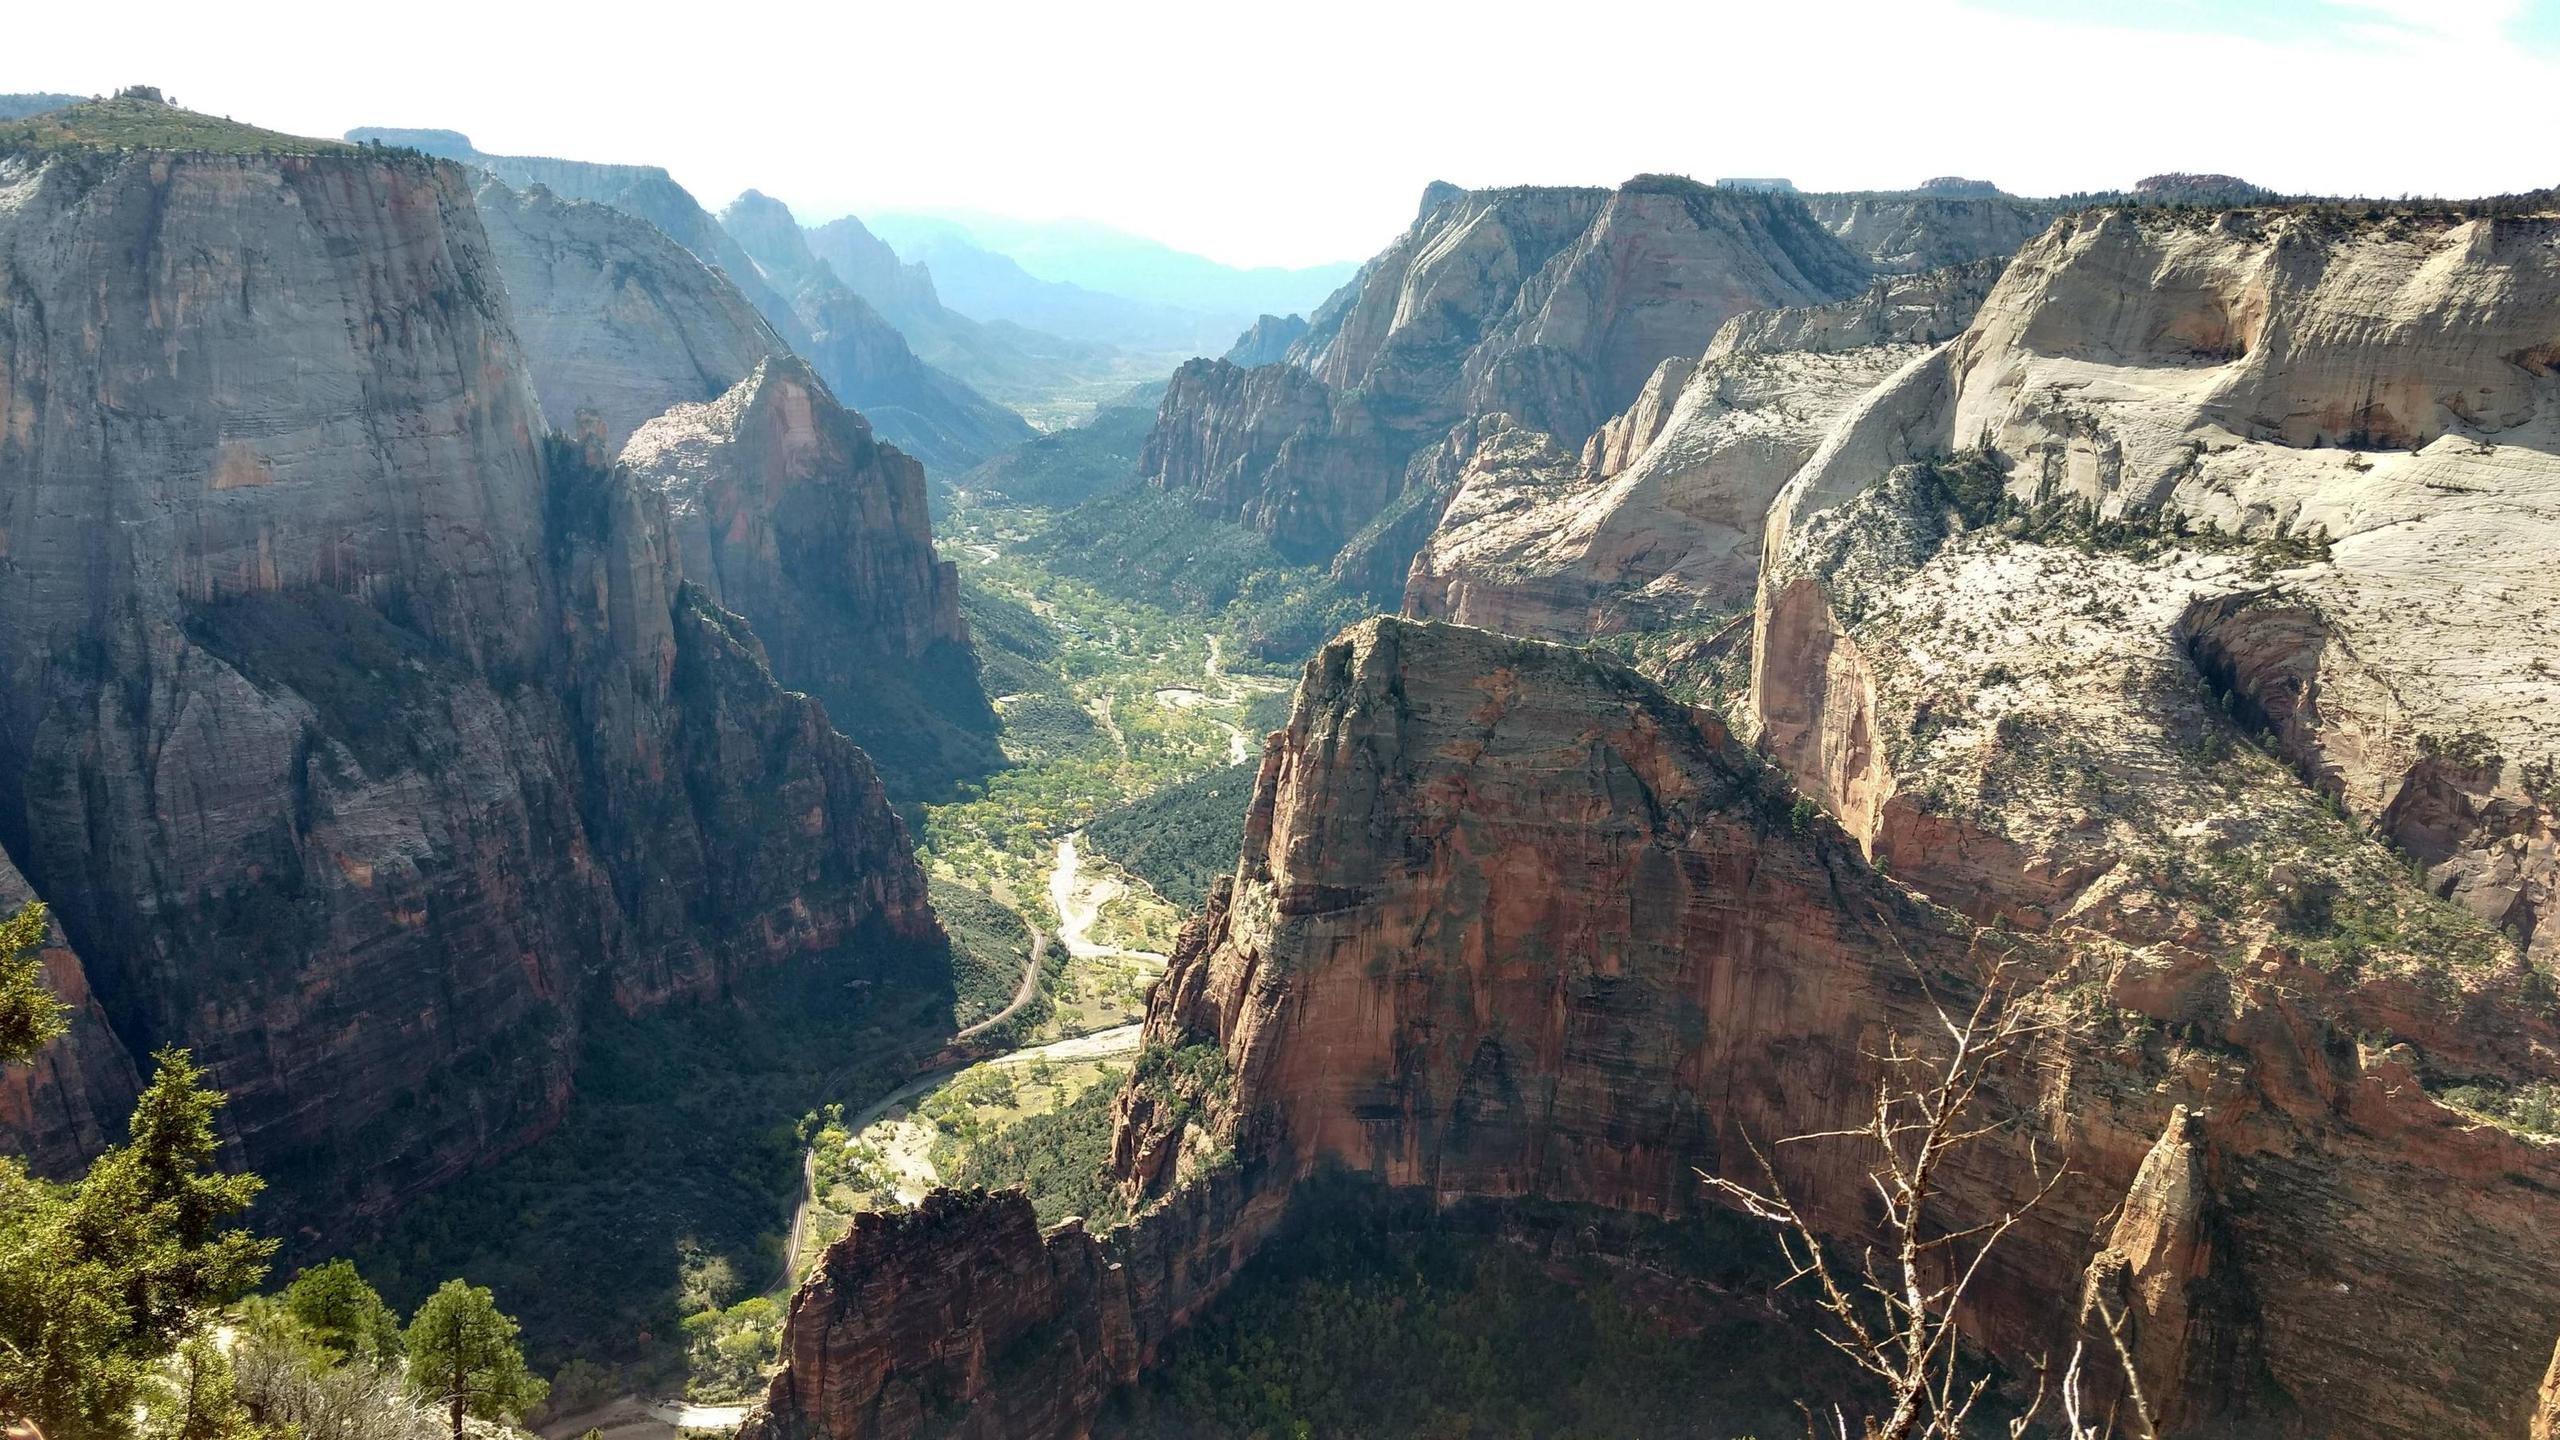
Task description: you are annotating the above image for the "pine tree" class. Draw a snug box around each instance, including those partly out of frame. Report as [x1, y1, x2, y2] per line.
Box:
[405, 1281, 548, 1440]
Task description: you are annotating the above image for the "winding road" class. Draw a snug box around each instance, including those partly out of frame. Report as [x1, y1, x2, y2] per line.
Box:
[702, 626, 1246, 1425]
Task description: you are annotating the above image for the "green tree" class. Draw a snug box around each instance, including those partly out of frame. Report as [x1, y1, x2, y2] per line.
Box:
[142, 1334, 259, 1440]
[282, 1258, 404, 1363]
[0, 900, 67, 1064]
[405, 1280, 547, 1440]
[0, 1046, 274, 1438]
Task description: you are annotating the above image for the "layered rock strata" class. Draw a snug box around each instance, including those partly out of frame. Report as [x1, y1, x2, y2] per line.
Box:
[0, 115, 937, 1207]
[1142, 177, 1875, 565]
[1405, 261, 2001, 639]
[619, 357, 1000, 792]
[472, 177, 785, 449]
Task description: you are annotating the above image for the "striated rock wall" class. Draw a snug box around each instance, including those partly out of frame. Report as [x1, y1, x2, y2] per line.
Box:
[619, 357, 999, 792]
[473, 178, 784, 449]
[0, 134, 935, 1209]
[1144, 178, 1875, 567]
[0, 851, 140, 1175]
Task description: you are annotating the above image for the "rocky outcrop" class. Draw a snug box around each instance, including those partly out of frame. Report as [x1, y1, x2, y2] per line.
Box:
[2536, 1338, 2560, 1440]
[619, 357, 999, 793]
[754, 616, 2560, 1439]
[1138, 358, 1388, 560]
[744, 1171, 1282, 1440]
[1754, 206, 2560, 960]
[1404, 263, 2000, 640]
[1144, 177, 1874, 566]
[720, 191, 1033, 472]
[1221, 313, 1307, 368]
[2136, 173, 2274, 205]
[472, 178, 783, 449]
[0, 112, 937, 1209]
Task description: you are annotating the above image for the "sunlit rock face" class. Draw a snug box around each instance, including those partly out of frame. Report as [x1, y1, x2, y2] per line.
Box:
[1142, 176, 1876, 565]
[619, 356, 1000, 792]
[1404, 261, 2003, 640]
[473, 176, 785, 450]
[753, 615, 2560, 1440]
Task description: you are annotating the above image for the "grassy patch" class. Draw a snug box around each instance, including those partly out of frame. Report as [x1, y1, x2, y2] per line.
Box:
[931, 879, 1036, 1026]
[0, 97, 359, 158]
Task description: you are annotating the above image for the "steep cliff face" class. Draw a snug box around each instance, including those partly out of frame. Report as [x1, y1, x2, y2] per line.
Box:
[350, 129, 1029, 471]
[347, 128, 804, 340]
[0, 852, 139, 1176]
[719, 191, 1033, 472]
[0, 115, 936, 1206]
[754, 617, 2560, 1440]
[1758, 207, 2560, 963]
[1142, 178, 1874, 566]
[1136, 358, 1387, 560]
[472, 178, 784, 449]
[745, 1175, 1284, 1440]
[1405, 262, 2000, 640]
[619, 357, 999, 793]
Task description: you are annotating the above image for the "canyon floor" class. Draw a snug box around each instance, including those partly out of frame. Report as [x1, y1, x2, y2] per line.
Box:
[391, 480, 1300, 1417]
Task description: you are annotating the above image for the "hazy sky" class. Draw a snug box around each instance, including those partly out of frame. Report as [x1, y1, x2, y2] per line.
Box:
[9, 0, 2557, 268]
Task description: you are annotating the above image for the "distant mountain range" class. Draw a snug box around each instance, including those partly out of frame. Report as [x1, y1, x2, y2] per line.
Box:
[0, 93, 81, 120]
[868, 210, 1355, 320]
[346, 126, 1031, 469]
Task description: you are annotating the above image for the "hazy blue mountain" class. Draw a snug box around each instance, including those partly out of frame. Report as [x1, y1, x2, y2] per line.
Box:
[0, 93, 82, 120]
[863, 221, 1242, 356]
[870, 211, 1354, 333]
[805, 216, 1168, 428]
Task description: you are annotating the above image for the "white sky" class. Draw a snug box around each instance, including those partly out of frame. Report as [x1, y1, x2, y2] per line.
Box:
[8, 0, 2557, 269]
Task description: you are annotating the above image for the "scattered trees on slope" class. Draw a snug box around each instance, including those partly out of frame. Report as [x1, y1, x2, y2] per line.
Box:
[0, 904, 545, 1440]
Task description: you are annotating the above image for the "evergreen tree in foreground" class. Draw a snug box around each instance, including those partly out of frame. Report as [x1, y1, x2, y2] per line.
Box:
[0, 903, 275, 1439]
[405, 1280, 547, 1440]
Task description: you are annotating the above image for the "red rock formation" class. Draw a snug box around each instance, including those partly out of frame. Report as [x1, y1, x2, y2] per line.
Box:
[754, 617, 2560, 1440]
[743, 1176, 1284, 1440]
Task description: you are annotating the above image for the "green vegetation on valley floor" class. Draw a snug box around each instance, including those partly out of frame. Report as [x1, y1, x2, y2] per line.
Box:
[315, 473, 1342, 1406]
